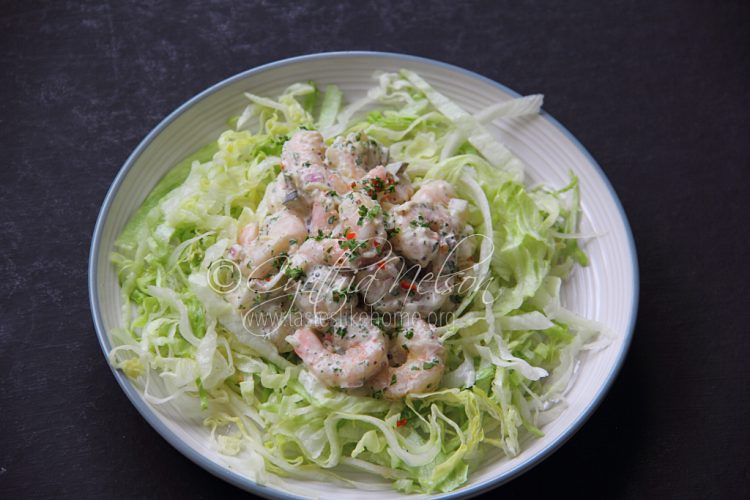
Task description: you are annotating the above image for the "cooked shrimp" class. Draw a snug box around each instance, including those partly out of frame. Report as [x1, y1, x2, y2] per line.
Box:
[220, 264, 297, 352]
[310, 200, 339, 235]
[325, 131, 388, 180]
[287, 315, 388, 388]
[281, 131, 339, 199]
[359, 164, 413, 206]
[263, 173, 308, 216]
[242, 297, 297, 353]
[327, 171, 353, 195]
[227, 131, 474, 362]
[355, 256, 405, 311]
[369, 316, 445, 398]
[239, 210, 307, 279]
[389, 203, 443, 268]
[389, 180, 467, 268]
[336, 191, 387, 251]
[289, 237, 348, 269]
[281, 130, 327, 173]
[238, 222, 258, 247]
[296, 264, 359, 321]
[356, 256, 456, 316]
[223, 281, 258, 310]
[287, 238, 357, 320]
[411, 179, 455, 205]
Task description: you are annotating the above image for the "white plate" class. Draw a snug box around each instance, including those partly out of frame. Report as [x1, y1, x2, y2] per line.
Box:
[89, 52, 638, 499]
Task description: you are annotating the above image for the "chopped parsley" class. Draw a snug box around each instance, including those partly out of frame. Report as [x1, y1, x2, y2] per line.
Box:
[410, 215, 431, 228]
[284, 266, 305, 281]
[372, 316, 387, 331]
[272, 251, 288, 270]
[386, 226, 401, 239]
[311, 229, 330, 241]
[332, 288, 352, 303]
[357, 204, 381, 226]
[359, 175, 397, 199]
[422, 359, 440, 370]
[338, 237, 367, 260]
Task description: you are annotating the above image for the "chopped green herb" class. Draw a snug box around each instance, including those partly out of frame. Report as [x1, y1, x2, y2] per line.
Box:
[332, 288, 352, 303]
[312, 229, 329, 241]
[386, 226, 401, 239]
[410, 215, 431, 228]
[338, 237, 366, 260]
[273, 251, 288, 270]
[422, 359, 440, 370]
[356, 204, 381, 226]
[284, 266, 306, 281]
[372, 316, 386, 331]
[357, 205, 368, 221]
[359, 174, 398, 199]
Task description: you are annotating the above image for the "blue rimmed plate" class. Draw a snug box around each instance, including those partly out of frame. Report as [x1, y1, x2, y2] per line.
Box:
[89, 51, 638, 499]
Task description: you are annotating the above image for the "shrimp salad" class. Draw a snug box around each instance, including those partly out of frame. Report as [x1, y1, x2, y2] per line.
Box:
[110, 70, 603, 494]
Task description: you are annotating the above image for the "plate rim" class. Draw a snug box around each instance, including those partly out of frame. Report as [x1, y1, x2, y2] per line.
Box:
[88, 50, 639, 499]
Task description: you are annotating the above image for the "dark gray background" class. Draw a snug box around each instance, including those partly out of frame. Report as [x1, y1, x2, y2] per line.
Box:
[2, 1, 749, 498]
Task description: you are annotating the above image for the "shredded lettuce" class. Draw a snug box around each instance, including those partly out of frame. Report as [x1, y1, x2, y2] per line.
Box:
[109, 72, 605, 494]
[317, 84, 343, 129]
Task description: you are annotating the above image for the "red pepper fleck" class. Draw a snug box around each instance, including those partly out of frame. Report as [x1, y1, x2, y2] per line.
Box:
[350, 182, 357, 189]
[346, 232, 357, 240]
[400, 280, 417, 291]
[377, 261, 386, 269]
[396, 418, 407, 428]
